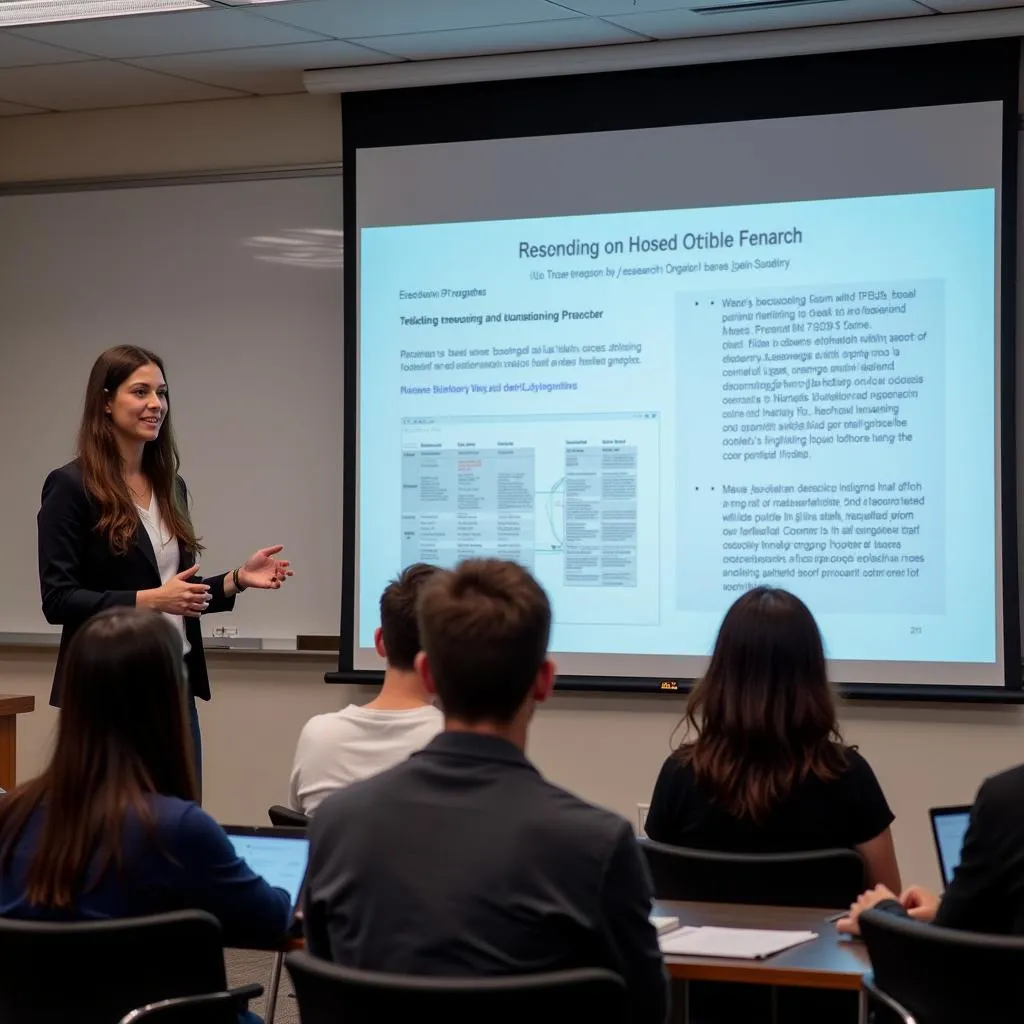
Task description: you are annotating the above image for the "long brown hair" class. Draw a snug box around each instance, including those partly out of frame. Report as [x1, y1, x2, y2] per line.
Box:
[78, 345, 200, 555]
[678, 587, 848, 822]
[0, 609, 197, 908]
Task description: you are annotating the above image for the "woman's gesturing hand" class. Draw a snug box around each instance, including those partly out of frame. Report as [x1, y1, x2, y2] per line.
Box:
[237, 545, 293, 590]
[139, 564, 211, 617]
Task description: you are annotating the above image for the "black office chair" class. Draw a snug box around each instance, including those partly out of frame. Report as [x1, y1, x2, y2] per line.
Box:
[264, 804, 309, 1021]
[0, 910, 261, 1024]
[119, 990, 244, 1024]
[268, 804, 309, 828]
[285, 951, 627, 1024]
[860, 907, 1024, 1024]
[639, 838, 865, 907]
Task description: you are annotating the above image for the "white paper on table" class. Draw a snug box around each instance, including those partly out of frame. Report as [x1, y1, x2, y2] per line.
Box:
[649, 915, 683, 935]
[658, 926, 818, 959]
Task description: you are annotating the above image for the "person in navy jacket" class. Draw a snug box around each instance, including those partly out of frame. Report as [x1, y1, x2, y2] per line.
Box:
[0, 607, 292, 952]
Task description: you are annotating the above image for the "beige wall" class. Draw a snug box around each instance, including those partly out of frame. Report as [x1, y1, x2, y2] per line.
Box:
[3, 91, 1022, 893]
[0, 93, 340, 182]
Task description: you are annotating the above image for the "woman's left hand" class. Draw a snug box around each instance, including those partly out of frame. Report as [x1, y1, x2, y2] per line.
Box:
[238, 545, 293, 590]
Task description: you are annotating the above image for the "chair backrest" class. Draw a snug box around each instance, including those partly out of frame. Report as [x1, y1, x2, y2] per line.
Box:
[285, 951, 627, 1024]
[268, 804, 309, 829]
[119, 990, 240, 1024]
[860, 908, 1024, 1024]
[0, 910, 228, 1024]
[639, 838, 865, 907]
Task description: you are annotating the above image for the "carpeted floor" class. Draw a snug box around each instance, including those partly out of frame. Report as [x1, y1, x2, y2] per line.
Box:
[226, 948, 299, 1024]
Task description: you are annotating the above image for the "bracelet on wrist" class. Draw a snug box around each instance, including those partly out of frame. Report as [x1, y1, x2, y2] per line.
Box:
[232, 567, 247, 593]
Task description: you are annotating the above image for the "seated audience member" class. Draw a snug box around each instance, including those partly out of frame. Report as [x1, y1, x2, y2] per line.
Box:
[0, 608, 292, 952]
[303, 558, 667, 1024]
[839, 762, 1024, 936]
[289, 563, 443, 815]
[645, 587, 900, 892]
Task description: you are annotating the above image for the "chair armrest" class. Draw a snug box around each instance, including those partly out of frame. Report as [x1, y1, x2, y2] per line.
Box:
[863, 976, 918, 1024]
[227, 982, 264, 1011]
[120, 988, 264, 1024]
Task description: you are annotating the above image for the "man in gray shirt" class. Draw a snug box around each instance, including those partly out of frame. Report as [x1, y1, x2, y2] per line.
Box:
[303, 558, 667, 1024]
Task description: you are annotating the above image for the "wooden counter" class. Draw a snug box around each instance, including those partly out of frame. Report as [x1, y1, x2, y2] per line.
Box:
[0, 694, 35, 791]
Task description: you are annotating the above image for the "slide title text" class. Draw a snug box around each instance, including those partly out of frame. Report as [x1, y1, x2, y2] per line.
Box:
[519, 229, 804, 260]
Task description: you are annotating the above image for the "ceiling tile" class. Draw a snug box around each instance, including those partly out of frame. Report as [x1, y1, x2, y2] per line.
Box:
[0, 59, 244, 109]
[356, 17, 647, 60]
[8, 8, 329, 59]
[128, 39, 400, 95]
[254, 0, 580, 38]
[0, 98, 48, 114]
[605, 0, 927, 37]
[0, 31, 95, 67]
[918, 0, 1024, 9]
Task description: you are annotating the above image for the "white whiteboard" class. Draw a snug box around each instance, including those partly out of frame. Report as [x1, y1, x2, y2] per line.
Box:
[0, 173, 343, 641]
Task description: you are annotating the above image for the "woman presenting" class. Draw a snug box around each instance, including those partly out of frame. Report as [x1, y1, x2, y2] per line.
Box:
[37, 345, 292, 787]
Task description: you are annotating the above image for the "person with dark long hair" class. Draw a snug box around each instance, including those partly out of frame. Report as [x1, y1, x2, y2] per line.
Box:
[645, 587, 900, 891]
[0, 608, 291, 950]
[38, 346, 293, 788]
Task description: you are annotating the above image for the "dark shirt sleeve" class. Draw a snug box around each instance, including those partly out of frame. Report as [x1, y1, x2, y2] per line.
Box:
[38, 467, 137, 626]
[170, 806, 292, 948]
[874, 898, 909, 919]
[644, 756, 687, 845]
[934, 775, 1019, 933]
[195, 570, 234, 615]
[840, 751, 895, 846]
[599, 824, 668, 1024]
[301, 800, 335, 960]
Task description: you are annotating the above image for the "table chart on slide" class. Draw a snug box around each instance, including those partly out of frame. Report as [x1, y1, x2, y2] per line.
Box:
[400, 446, 536, 568]
[564, 444, 638, 587]
[399, 412, 661, 625]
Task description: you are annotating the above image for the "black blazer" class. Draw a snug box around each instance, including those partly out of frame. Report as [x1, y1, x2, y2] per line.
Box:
[37, 460, 235, 706]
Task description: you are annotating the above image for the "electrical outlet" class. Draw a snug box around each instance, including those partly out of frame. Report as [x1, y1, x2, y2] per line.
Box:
[212, 625, 239, 638]
[636, 802, 650, 837]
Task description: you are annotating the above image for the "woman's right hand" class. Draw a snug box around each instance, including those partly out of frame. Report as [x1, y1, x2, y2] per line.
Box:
[139, 565, 211, 617]
[900, 885, 941, 922]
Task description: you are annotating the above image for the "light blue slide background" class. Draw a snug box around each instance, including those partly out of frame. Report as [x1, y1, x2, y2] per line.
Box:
[358, 188, 997, 667]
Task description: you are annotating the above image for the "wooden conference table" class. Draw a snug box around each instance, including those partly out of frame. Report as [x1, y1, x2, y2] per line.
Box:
[279, 900, 870, 1023]
[657, 900, 871, 1023]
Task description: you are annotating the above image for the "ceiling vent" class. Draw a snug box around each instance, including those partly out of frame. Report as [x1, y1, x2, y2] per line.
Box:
[692, 0, 846, 14]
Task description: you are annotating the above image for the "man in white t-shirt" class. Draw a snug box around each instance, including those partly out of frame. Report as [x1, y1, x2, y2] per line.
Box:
[289, 564, 444, 815]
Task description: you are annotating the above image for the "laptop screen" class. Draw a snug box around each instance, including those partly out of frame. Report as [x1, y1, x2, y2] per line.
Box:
[930, 807, 971, 887]
[224, 826, 309, 907]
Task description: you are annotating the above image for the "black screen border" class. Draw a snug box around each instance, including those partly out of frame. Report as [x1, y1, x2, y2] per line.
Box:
[333, 39, 1021, 701]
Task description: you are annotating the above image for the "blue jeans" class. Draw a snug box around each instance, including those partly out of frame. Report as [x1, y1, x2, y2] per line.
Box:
[187, 694, 203, 800]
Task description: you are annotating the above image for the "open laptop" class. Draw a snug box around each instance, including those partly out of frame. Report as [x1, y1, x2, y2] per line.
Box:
[929, 806, 972, 888]
[222, 824, 309, 909]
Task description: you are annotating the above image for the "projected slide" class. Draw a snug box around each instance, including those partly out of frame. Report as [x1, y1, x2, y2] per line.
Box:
[358, 186, 997, 675]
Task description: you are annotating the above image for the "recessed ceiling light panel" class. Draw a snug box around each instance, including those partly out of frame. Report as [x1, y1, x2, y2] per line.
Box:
[0, 0, 209, 27]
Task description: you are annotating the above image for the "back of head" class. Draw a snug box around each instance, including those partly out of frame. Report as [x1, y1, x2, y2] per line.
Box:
[57, 608, 196, 790]
[379, 562, 440, 670]
[0, 608, 197, 907]
[683, 587, 845, 821]
[417, 559, 551, 723]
